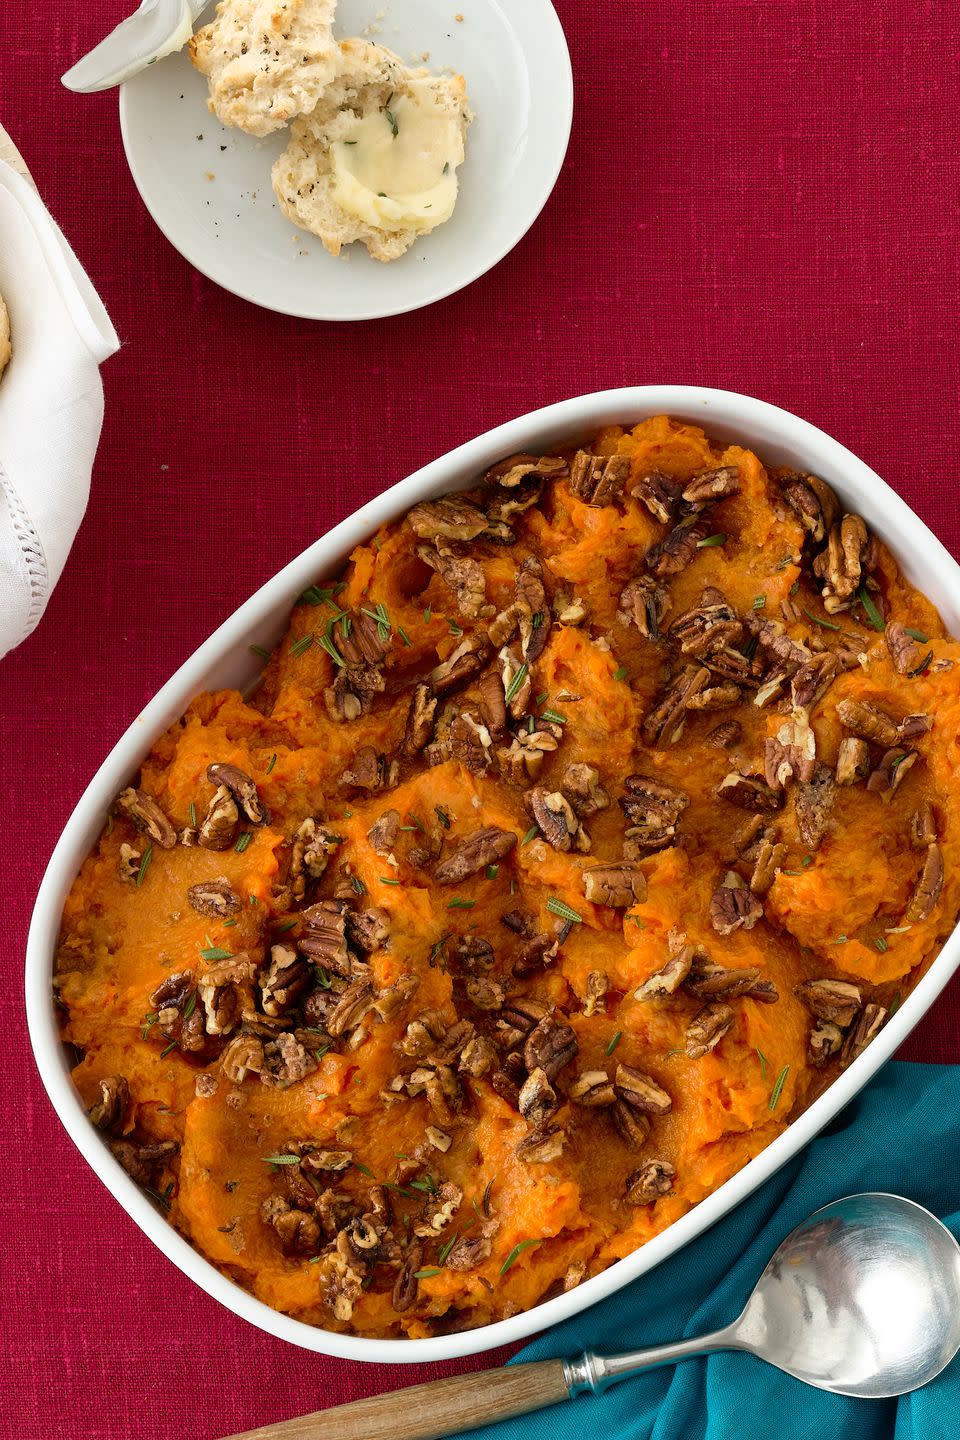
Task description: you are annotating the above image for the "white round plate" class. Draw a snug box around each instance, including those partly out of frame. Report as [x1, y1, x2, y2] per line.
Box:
[118, 0, 573, 320]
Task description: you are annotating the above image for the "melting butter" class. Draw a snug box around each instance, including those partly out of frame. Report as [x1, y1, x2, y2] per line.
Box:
[331, 85, 463, 234]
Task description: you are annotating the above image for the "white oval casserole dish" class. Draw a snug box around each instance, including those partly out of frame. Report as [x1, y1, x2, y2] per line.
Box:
[25, 385, 960, 1364]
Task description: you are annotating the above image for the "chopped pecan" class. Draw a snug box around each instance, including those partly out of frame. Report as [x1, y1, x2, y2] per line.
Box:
[515, 559, 551, 663]
[526, 788, 584, 853]
[556, 595, 588, 625]
[325, 981, 375, 1038]
[765, 713, 817, 788]
[813, 514, 874, 609]
[500, 908, 535, 936]
[392, 1244, 424, 1312]
[426, 1126, 453, 1152]
[612, 1100, 650, 1149]
[624, 1160, 676, 1205]
[117, 843, 141, 882]
[409, 494, 488, 542]
[619, 775, 689, 851]
[500, 725, 560, 783]
[835, 736, 871, 786]
[791, 652, 839, 711]
[866, 748, 917, 799]
[840, 1003, 887, 1064]
[778, 470, 839, 544]
[795, 978, 861, 1027]
[685, 1002, 735, 1057]
[516, 1124, 565, 1164]
[562, 763, 610, 818]
[796, 762, 837, 850]
[367, 809, 400, 855]
[116, 787, 177, 849]
[198, 785, 239, 850]
[430, 634, 492, 696]
[686, 956, 762, 1000]
[911, 802, 938, 848]
[371, 974, 419, 1023]
[582, 970, 609, 1018]
[150, 970, 195, 1013]
[750, 836, 786, 895]
[344, 906, 390, 954]
[633, 946, 695, 1001]
[631, 469, 684, 523]
[569, 450, 630, 506]
[905, 844, 944, 923]
[523, 1013, 578, 1081]
[324, 663, 385, 723]
[260, 945, 311, 1016]
[199, 955, 256, 1036]
[484, 451, 566, 491]
[498, 644, 531, 720]
[446, 1234, 493, 1270]
[342, 746, 396, 791]
[88, 1075, 130, 1132]
[299, 899, 352, 976]
[220, 1034, 265, 1084]
[268, 1203, 321, 1256]
[669, 589, 744, 660]
[453, 936, 495, 975]
[569, 1070, 616, 1106]
[641, 665, 711, 746]
[582, 863, 647, 908]
[645, 518, 711, 578]
[614, 1064, 672, 1115]
[459, 1034, 498, 1077]
[417, 542, 486, 617]
[716, 772, 782, 813]
[682, 465, 740, 506]
[206, 763, 266, 825]
[518, 1067, 558, 1126]
[317, 1247, 365, 1324]
[899, 713, 933, 742]
[478, 671, 507, 737]
[187, 877, 241, 918]
[261, 1032, 316, 1088]
[434, 826, 517, 884]
[290, 819, 340, 904]
[709, 873, 763, 935]
[744, 613, 811, 673]
[513, 932, 560, 978]
[706, 720, 742, 749]
[809, 1019, 844, 1067]
[464, 977, 506, 1011]
[110, 1139, 178, 1188]
[885, 622, 923, 676]
[618, 574, 670, 640]
[401, 683, 437, 757]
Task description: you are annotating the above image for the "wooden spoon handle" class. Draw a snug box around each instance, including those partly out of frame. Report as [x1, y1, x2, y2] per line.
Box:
[218, 1358, 572, 1440]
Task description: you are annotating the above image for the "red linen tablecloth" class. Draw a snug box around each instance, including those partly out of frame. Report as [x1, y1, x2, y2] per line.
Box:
[2, 3, 959, 1436]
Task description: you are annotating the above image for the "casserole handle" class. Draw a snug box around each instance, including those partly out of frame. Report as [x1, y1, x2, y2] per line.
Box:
[217, 1358, 571, 1440]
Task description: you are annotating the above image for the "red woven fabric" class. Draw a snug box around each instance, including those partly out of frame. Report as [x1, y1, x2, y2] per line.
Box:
[2, 2, 960, 1435]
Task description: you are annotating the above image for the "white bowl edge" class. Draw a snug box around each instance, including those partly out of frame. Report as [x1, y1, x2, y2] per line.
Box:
[25, 384, 960, 1364]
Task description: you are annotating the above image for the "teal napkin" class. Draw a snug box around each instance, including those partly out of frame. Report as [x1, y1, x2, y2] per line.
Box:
[464, 1061, 960, 1440]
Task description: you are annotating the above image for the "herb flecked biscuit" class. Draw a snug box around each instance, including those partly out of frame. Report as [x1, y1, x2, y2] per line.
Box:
[188, 0, 338, 136]
[0, 294, 9, 378]
[271, 38, 469, 262]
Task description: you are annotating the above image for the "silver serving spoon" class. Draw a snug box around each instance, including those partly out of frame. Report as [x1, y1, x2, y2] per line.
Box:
[219, 1193, 960, 1440]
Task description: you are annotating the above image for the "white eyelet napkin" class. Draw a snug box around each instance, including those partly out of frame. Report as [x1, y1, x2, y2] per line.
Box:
[0, 137, 119, 661]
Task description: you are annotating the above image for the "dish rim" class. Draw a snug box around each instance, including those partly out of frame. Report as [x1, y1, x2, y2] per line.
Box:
[26, 383, 960, 1363]
[117, 0, 575, 321]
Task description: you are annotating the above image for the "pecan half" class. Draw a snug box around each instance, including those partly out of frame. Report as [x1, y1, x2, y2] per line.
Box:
[642, 665, 711, 746]
[685, 1002, 735, 1057]
[464, 977, 506, 1011]
[88, 1075, 130, 1132]
[778, 470, 839, 544]
[618, 574, 670, 640]
[260, 945, 311, 1016]
[446, 1234, 493, 1270]
[517, 1124, 565, 1164]
[885, 622, 923, 676]
[342, 746, 396, 791]
[795, 978, 862, 1027]
[478, 671, 507, 738]
[905, 844, 944, 923]
[561, 764, 610, 818]
[324, 664, 385, 723]
[523, 1013, 578, 1081]
[325, 981, 375, 1038]
[518, 1067, 558, 1126]
[499, 644, 531, 720]
[582, 970, 609, 1018]
[430, 634, 492, 696]
[408, 494, 488, 542]
[344, 906, 390, 954]
[645, 518, 711, 578]
[808, 1019, 844, 1067]
[631, 470, 683, 523]
[569, 450, 630, 506]
[619, 775, 689, 850]
[685, 957, 763, 1000]
[911, 802, 938, 848]
[299, 899, 352, 977]
[764, 713, 817, 788]
[289, 818, 340, 903]
[110, 1139, 178, 1188]
[633, 946, 695, 1001]
[417, 543, 486, 617]
[583, 863, 647, 908]
[459, 1034, 497, 1077]
[624, 1160, 676, 1205]
[791, 652, 839, 711]
[526, 788, 583, 853]
[334, 609, 389, 669]
[706, 720, 742, 749]
[198, 785, 239, 850]
[750, 836, 786, 895]
[367, 809, 400, 856]
[716, 772, 782, 813]
[682, 466, 740, 506]
[220, 1033, 265, 1084]
[835, 699, 900, 747]
[612, 1100, 651, 1149]
[866, 748, 918, 799]
[199, 955, 256, 1036]
[116, 788, 177, 849]
[835, 736, 871, 786]
[401, 683, 437, 756]
[669, 589, 744, 660]
[710, 872, 763, 935]
[206, 763, 266, 825]
[614, 1064, 672, 1115]
[392, 1245, 424, 1312]
[813, 514, 874, 609]
[187, 877, 241, 918]
[840, 1003, 887, 1064]
[434, 827, 518, 884]
[267, 1203, 321, 1256]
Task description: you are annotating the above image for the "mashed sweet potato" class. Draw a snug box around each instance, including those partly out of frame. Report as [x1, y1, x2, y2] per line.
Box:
[56, 417, 960, 1338]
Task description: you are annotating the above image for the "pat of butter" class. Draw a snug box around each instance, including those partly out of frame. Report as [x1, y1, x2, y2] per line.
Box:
[331, 86, 462, 234]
